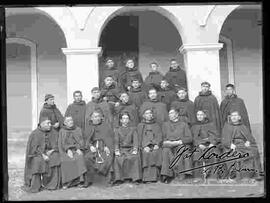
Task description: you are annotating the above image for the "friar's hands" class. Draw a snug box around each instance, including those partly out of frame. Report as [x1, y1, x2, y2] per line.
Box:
[153, 145, 159, 150]
[67, 149, 73, 158]
[42, 154, 49, 161]
[230, 143, 236, 151]
[76, 149, 82, 155]
[208, 143, 214, 148]
[177, 140, 183, 145]
[144, 146, 150, 153]
[104, 146, 110, 156]
[244, 141, 250, 147]
[46, 149, 54, 156]
[53, 122, 60, 128]
[90, 146, 97, 153]
[199, 144, 206, 150]
[115, 102, 120, 107]
[115, 149, 121, 156]
[132, 148, 137, 155]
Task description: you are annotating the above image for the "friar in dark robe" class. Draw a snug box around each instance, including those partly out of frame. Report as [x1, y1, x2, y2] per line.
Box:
[157, 78, 177, 111]
[100, 76, 121, 105]
[194, 81, 222, 135]
[191, 110, 220, 181]
[140, 88, 169, 126]
[128, 78, 148, 111]
[164, 59, 187, 90]
[119, 58, 143, 92]
[84, 110, 114, 186]
[58, 117, 88, 189]
[144, 62, 164, 92]
[170, 87, 196, 127]
[113, 112, 142, 185]
[85, 87, 114, 132]
[220, 83, 251, 132]
[113, 92, 139, 128]
[65, 90, 86, 132]
[137, 108, 163, 183]
[39, 94, 64, 131]
[100, 57, 121, 88]
[221, 111, 262, 181]
[160, 108, 193, 184]
[24, 117, 61, 193]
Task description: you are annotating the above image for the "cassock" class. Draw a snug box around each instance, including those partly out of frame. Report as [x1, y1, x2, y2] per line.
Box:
[100, 66, 121, 88]
[100, 83, 120, 104]
[24, 127, 61, 192]
[113, 101, 139, 128]
[140, 99, 169, 126]
[221, 122, 262, 179]
[128, 87, 148, 110]
[191, 119, 220, 179]
[157, 87, 177, 111]
[120, 67, 143, 91]
[194, 91, 222, 134]
[164, 66, 187, 90]
[65, 100, 86, 132]
[85, 98, 113, 133]
[84, 121, 114, 184]
[39, 104, 64, 130]
[144, 71, 164, 91]
[220, 94, 251, 132]
[161, 120, 193, 179]
[58, 126, 87, 186]
[137, 119, 163, 182]
[171, 97, 196, 127]
[113, 126, 142, 182]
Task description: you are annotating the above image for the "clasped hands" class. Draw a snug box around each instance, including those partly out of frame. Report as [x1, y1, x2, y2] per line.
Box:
[230, 141, 250, 151]
[143, 145, 159, 153]
[115, 148, 137, 156]
[90, 145, 110, 156]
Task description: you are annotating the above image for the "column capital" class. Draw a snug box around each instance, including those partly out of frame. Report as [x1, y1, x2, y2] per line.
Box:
[179, 43, 223, 54]
[62, 47, 102, 55]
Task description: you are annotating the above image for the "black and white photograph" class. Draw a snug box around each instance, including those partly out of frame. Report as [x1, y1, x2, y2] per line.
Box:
[1, 2, 266, 200]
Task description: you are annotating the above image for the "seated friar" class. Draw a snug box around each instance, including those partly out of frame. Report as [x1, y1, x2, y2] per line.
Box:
[58, 116, 88, 189]
[24, 117, 61, 193]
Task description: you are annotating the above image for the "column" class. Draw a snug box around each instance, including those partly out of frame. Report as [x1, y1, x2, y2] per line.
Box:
[180, 43, 223, 104]
[62, 47, 101, 105]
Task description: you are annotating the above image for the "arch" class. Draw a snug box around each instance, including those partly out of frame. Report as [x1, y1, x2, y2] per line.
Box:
[6, 37, 38, 130]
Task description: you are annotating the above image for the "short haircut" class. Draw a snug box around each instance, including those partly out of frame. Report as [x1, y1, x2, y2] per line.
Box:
[148, 87, 157, 93]
[225, 83, 235, 89]
[91, 87, 100, 92]
[170, 58, 177, 62]
[176, 87, 187, 93]
[73, 90, 82, 97]
[150, 62, 158, 66]
[201, 81, 211, 87]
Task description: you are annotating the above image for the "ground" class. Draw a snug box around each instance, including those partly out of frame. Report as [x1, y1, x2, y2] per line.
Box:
[7, 131, 265, 200]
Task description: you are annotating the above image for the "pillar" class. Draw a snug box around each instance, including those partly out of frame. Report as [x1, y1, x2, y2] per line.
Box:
[62, 47, 101, 104]
[180, 43, 223, 104]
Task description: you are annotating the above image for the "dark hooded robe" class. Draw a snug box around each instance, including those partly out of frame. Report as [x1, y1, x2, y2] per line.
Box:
[128, 87, 148, 110]
[84, 121, 114, 184]
[140, 99, 169, 126]
[85, 97, 113, 133]
[165, 66, 187, 90]
[113, 126, 142, 182]
[58, 125, 87, 186]
[161, 119, 193, 179]
[221, 121, 262, 179]
[65, 100, 86, 132]
[171, 97, 196, 127]
[220, 94, 251, 132]
[157, 87, 177, 111]
[194, 90, 222, 134]
[100, 83, 121, 104]
[24, 127, 61, 193]
[120, 66, 143, 91]
[137, 119, 163, 182]
[39, 103, 64, 130]
[113, 101, 139, 128]
[191, 118, 220, 179]
[144, 71, 164, 91]
[101, 66, 121, 88]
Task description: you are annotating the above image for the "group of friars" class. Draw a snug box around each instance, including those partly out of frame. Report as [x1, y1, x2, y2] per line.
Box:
[24, 57, 263, 193]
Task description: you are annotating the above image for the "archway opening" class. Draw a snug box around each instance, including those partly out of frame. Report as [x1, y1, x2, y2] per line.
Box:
[98, 8, 183, 87]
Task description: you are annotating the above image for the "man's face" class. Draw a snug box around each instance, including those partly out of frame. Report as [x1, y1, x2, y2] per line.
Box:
[64, 117, 74, 128]
[120, 93, 129, 103]
[149, 89, 157, 100]
[106, 59, 114, 68]
[197, 111, 206, 121]
[225, 87, 234, 96]
[160, 80, 168, 89]
[230, 112, 241, 123]
[201, 84, 210, 93]
[46, 97, 54, 106]
[170, 60, 178, 69]
[150, 63, 158, 72]
[177, 90, 187, 100]
[92, 90, 101, 99]
[126, 60, 135, 69]
[74, 92, 82, 102]
[104, 77, 113, 86]
[169, 109, 178, 121]
[143, 110, 153, 121]
[91, 112, 102, 124]
[40, 120, 51, 131]
[132, 80, 140, 89]
[120, 114, 130, 126]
